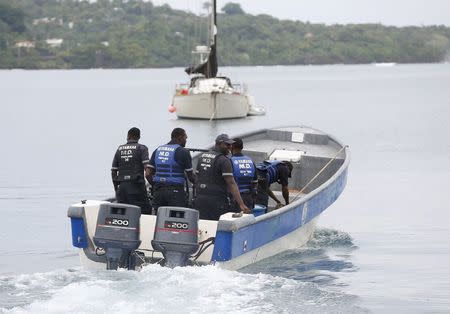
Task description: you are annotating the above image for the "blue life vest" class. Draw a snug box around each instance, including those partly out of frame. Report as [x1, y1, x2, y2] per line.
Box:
[256, 160, 281, 185]
[153, 144, 185, 185]
[231, 155, 255, 193]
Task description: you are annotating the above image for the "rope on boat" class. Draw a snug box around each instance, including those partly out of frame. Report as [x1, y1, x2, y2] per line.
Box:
[210, 92, 217, 121]
[191, 237, 215, 261]
[291, 145, 348, 202]
[95, 247, 106, 256]
[133, 251, 147, 265]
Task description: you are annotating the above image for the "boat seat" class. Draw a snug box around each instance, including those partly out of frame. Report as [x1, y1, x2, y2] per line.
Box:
[267, 128, 329, 145]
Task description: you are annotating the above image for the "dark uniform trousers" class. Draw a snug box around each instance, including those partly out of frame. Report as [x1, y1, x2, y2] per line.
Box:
[255, 177, 270, 207]
[117, 181, 152, 215]
[194, 194, 235, 221]
[232, 192, 254, 211]
[153, 185, 187, 211]
[241, 192, 255, 209]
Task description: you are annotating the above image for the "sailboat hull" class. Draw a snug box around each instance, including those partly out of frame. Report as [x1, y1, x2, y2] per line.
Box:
[173, 92, 249, 120]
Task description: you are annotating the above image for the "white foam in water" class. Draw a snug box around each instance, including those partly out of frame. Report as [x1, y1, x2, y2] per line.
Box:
[0, 264, 361, 314]
[307, 228, 355, 248]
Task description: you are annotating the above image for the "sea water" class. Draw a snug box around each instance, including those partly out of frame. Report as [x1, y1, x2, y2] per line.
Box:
[0, 64, 449, 313]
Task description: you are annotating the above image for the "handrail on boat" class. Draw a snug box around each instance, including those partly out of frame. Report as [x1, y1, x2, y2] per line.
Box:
[218, 154, 349, 232]
[188, 126, 350, 232]
[291, 145, 349, 202]
[175, 83, 190, 90]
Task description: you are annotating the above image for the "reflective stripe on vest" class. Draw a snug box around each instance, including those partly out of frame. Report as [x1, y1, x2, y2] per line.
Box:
[231, 155, 255, 193]
[154, 144, 185, 185]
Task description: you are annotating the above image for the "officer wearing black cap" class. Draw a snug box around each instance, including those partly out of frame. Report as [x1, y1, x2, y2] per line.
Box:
[255, 160, 293, 210]
[194, 134, 251, 220]
[231, 137, 257, 210]
[111, 127, 152, 214]
[148, 128, 196, 212]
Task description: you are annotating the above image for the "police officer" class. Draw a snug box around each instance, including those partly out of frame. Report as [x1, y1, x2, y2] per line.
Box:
[149, 128, 196, 212]
[111, 127, 152, 214]
[194, 134, 251, 220]
[255, 160, 293, 209]
[231, 137, 257, 210]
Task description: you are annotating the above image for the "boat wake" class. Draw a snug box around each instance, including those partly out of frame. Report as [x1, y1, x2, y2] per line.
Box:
[1, 243, 364, 314]
[1, 229, 363, 314]
[242, 228, 358, 284]
[307, 228, 356, 248]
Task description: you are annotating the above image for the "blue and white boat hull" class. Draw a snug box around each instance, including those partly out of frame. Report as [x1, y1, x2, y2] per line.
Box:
[68, 126, 349, 270]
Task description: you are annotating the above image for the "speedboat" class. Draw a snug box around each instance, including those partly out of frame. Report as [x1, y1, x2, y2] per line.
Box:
[68, 126, 349, 270]
[170, 0, 265, 120]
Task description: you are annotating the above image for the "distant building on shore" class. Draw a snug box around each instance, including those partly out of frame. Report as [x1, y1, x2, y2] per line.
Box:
[14, 41, 36, 49]
[46, 39, 64, 48]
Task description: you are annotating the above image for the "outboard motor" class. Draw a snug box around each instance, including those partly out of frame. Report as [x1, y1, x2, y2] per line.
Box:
[151, 207, 199, 268]
[93, 203, 141, 270]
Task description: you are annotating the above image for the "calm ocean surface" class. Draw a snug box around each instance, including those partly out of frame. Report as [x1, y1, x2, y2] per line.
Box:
[0, 64, 449, 313]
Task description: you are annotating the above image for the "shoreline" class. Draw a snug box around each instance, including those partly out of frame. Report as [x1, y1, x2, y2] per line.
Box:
[1, 62, 449, 71]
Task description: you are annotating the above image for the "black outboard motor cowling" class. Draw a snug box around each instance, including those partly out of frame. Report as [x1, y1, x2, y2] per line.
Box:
[93, 203, 141, 270]
[152, 207, 199, 268]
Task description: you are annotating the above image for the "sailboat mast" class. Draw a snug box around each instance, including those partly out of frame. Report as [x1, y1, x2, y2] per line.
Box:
[207, 0, 218, 78]
[185, 0, 218, 78]
[212, 0, 217, 47]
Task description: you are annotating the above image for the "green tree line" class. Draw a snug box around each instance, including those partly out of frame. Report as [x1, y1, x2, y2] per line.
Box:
[0, 0, 449, 69]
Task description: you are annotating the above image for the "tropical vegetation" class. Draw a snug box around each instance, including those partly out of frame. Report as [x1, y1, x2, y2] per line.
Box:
[1, 0, 449, 69]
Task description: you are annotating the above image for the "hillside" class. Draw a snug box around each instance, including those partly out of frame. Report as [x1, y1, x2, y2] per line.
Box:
[1, 0, 449, 69]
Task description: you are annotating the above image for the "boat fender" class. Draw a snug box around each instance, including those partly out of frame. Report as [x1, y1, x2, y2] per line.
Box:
[168, 105, 176, 113]
[67, 206, 88, 249]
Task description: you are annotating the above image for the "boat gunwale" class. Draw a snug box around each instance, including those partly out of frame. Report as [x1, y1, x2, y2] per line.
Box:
[203, 125, 350, 230]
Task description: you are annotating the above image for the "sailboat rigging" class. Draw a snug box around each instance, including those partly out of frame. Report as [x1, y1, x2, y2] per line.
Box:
[170, 0, 265, 120]
[185, 0, 218, 78]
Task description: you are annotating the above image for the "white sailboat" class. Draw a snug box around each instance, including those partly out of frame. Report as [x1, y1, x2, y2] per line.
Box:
[170, 0, 265, 120]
